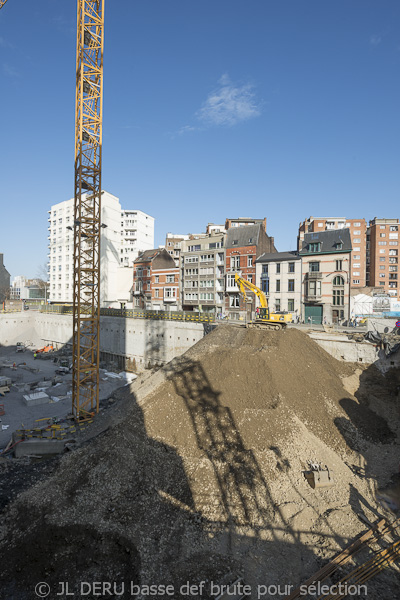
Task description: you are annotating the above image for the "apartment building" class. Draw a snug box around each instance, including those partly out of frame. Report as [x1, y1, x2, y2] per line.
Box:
[47, 192, 154, 306]
[299, 217, 367, 288]
[180, 232, 226, 313]
[299, 229, 352, 324]
[225, 217, 267, 231]
[367, 218, 399, 299]
[133, 249, 179, 310]
[0, 254, 10, 302]
[225, 224, 276, 319]
[255, 251, 302, 316]
[121, 209, 154, 267]
[165, 232, 208, 267]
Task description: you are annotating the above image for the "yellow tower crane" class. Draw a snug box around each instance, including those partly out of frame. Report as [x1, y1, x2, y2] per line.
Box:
[1, 0, 105, 420]
[72, 0, 104, 420]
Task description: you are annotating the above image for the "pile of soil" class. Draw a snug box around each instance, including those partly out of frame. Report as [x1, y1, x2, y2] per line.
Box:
[0, 326, 399, 599]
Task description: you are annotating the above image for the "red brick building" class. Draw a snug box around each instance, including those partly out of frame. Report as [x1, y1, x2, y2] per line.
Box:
[367, 218, 399, 299]
[133, 249, 179, 311]
[225, 224, 276, 319]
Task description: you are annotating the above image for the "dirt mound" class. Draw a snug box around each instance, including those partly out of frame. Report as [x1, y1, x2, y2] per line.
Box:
[0, 326, 399, 598]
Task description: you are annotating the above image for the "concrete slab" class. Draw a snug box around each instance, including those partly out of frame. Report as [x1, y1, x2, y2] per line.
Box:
[23, 392, 50, 407]
[14, 437, 66, 458]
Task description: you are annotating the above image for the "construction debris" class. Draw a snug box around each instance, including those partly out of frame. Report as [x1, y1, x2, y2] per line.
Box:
[0, 326, 399, 599]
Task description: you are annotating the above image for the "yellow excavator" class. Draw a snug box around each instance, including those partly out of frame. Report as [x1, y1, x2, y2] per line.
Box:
[234, 273, 292, 330]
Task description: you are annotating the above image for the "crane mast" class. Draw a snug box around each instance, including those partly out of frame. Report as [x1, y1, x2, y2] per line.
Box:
[72, 0, 104, 419]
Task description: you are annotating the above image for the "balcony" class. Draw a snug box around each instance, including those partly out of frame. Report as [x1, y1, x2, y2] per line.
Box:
[305, 293, 322, 302]
[305, 271, 322, 279]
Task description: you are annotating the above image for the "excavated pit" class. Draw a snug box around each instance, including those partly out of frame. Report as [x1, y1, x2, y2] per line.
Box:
[0, 326, 399, 599]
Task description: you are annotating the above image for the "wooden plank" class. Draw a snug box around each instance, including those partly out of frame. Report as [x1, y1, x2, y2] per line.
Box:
[284, 519, 386, 600]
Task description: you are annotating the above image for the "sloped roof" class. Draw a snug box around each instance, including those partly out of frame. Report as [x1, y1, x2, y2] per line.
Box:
[256, 250, 300, 264]
[226, 224, 262, 249]
[299, 229, 352, 254]
[134, 249, 161, 263]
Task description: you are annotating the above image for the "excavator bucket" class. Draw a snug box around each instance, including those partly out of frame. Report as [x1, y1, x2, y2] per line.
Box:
[305, 465, 334, 489]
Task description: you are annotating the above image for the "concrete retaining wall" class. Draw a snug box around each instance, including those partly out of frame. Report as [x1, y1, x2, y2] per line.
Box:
[309, 332, 400, 372]
[2, 313, 399, 373]
[1, 312, 205, 371]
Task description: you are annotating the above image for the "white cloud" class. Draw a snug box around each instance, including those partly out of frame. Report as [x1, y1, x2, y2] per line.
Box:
[370, 34, 382, 46]
[196, 74, 261, 127]
[177, 125, 199, 135]
[3, 63, 19, 77]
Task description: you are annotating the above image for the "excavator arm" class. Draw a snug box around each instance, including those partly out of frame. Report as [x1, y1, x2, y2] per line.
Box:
[0, 1, 9, 9]
[234, 273, 268, 308]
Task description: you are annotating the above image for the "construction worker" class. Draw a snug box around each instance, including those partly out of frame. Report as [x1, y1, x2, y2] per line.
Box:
[33, 353, 37, 360]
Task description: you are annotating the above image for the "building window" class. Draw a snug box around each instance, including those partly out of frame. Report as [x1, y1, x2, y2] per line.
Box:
[353, 271, 360, 276]
[155, 289, 159, 298]
[247, 255, 253, 267]
[229, 295, 240, 308]
[166, 275, 175, 283]
[288, 299, 294, 312]
[164, 288, 176, 298]
[262, 264, 268, 274]
[333, 289, 344, 305]
[380, 233, 386, 238]
[288, 279, 295, 292]
[275, 299, 281, 311]
[308, 280, 321, 295]
[309, 262, 320, 272]
[309, 242, 321, 252]
[155, 276, 159, 283]
[353, 279, 360, 284]
[227, 274, 236, 287]
[230, 256, 240, 270]
[276, 263, 281, 274]
[378, 242, 387, 246]
[276, 279, 280, 292]
[335, 260, 342, 271]
[288, 262, 295, 273]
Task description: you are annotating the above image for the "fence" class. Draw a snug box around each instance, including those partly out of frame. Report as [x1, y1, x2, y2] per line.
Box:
[40, 305, 215, 323]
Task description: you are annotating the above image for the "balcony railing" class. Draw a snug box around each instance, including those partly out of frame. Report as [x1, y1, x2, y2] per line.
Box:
[305, 293, 322, 301]
[305, 271, 323, 279]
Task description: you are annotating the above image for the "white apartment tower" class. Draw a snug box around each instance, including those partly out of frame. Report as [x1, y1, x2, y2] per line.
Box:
[121, 209, 154, 267]
[47, 191, 154, 306]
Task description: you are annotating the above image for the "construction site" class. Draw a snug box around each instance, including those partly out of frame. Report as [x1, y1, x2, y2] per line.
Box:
[0, 314, 400, 599]
[1, 0, 400, 598]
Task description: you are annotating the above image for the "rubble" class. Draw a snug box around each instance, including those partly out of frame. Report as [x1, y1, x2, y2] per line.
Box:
[0, 326, 399, 599]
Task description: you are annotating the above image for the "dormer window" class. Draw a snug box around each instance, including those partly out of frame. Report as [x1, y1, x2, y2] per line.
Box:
[335, 242, 343, 250]
[232, 240, 238, 245]
[309, 242, 321, 252]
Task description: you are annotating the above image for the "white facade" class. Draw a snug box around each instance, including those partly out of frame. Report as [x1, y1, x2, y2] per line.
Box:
[47, 192, 154, 306]
[121, 209, 154, 267]
[255, 253, 302, 316]
[10, 276, 29, 300]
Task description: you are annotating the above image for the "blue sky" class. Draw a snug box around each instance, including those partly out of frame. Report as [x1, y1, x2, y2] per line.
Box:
[1, 0, 399, 279]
